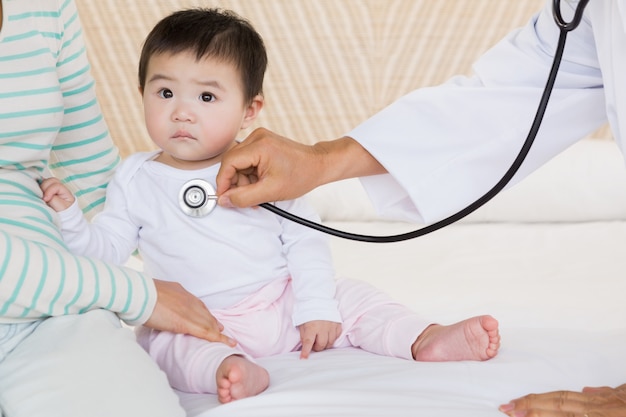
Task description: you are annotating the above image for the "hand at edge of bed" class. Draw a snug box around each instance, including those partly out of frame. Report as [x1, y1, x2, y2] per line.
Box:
[500, 383, 626, 417]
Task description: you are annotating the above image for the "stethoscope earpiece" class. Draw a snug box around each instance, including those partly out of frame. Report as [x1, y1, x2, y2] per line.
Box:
[179, 179, 218, 217]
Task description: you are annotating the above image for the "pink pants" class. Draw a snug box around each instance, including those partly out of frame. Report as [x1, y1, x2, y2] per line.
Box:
[136, 278, 428, 394]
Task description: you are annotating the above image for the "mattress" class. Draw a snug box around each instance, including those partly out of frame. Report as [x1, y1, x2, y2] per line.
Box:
[175, 219, 626, 416]
[178, 330, 626, 417]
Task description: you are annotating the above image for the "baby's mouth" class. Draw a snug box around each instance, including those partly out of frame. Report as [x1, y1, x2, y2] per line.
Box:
[172, 131, 195, 140]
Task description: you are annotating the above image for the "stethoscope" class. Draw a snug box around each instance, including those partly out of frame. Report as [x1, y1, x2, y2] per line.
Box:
[180, 0, 590, 242]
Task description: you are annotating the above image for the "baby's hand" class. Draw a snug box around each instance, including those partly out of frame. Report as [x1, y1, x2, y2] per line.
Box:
[298, 320, 342, 359]
[39, 177, 76, 212]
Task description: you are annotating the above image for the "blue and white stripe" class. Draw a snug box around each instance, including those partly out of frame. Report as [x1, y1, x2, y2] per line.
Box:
[0, 0, 154, 325]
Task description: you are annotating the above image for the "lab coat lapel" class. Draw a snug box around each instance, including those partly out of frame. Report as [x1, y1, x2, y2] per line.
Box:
[601, 1, 626, 146]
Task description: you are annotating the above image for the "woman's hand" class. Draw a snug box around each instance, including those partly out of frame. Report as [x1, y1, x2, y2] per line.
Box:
[145, 280, 236, 346]
[499, 384, 626, 417]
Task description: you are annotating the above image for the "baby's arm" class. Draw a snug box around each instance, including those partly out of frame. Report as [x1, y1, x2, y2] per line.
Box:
[40, 177, 76, 212]
[276, 197, 343, 358]
[39, 158, 142, 265]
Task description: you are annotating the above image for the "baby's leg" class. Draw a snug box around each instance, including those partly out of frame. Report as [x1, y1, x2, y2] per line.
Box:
[333, 278, 431, 359]
[411, 315, 500, 361]
[136, 326, 267, 396]
[335, 279, 499, 362]
[216, 355, 270, 404]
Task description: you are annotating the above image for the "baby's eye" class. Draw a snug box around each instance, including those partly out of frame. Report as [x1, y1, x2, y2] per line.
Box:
[158, 89, 173, 99]
[200, 92, 215, 103]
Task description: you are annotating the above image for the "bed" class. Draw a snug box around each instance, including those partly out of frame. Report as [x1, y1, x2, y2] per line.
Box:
[173, 138, 626, 416]
[80, 1, 626, 416]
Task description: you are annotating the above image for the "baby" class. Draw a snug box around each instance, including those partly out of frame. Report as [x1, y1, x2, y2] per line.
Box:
[41, 8, 500, 404]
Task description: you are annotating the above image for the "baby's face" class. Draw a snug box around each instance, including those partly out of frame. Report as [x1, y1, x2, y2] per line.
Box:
[141, 51, 258, 170]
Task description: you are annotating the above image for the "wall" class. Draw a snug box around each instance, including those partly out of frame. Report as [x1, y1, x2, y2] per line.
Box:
[77, 0, 609, 158]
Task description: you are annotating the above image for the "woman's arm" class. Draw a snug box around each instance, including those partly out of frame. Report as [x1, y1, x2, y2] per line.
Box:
[0, 0, 150, 325]
[48, 0, 120, 220]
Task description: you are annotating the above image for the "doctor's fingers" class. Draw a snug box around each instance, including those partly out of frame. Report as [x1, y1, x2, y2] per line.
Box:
[216, 131, 267, 200]
[501, 388, 626, 417]
[583, 384, 626, 399]
[217, 128, 318, 208]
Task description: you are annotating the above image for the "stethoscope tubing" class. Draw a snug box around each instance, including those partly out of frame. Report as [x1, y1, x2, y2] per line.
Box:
[553, 0, 590, 31]
[259, 0, 590, 243]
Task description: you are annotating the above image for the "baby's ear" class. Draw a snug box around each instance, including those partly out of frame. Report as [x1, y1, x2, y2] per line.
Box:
[241, 95, 264, 129]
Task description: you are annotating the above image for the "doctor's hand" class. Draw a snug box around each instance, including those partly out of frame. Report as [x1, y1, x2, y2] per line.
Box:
[298, 320, 342, 359]
[145, 280, 236, 347]
[216, 128, 385, 208]
[499, 383, 626, 417]
[216, 128, 323, 208]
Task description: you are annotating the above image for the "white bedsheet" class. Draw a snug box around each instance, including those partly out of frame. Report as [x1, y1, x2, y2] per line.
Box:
[179, 329, 626, 416]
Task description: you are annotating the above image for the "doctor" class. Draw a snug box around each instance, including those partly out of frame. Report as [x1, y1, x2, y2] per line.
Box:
[216, 1, 626, 416]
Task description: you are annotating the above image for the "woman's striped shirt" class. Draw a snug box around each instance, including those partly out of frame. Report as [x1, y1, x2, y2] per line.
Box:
[0, 0, 155, 325]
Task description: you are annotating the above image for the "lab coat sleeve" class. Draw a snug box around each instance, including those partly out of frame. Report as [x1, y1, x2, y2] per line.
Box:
[349, 0, 607, 224]
[275, 198, 342, 326]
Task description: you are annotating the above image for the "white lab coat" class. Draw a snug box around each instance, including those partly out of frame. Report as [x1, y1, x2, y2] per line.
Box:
[349, 0, 626, 224]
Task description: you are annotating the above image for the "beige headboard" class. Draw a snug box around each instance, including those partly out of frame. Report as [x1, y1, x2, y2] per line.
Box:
[77, 0, 610, 159]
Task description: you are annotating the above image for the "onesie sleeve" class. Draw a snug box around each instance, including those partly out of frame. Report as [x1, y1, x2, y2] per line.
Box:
[275, 198, 342, 326]
[56, 155, 148, 266]
[349, 0, 607, 224]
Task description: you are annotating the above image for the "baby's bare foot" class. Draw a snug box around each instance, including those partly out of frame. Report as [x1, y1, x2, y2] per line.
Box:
[216, 355, 270, 403]
[412, 315, 500, 361]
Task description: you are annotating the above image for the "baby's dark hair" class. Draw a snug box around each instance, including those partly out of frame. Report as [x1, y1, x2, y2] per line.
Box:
[138, 8, 267, 103]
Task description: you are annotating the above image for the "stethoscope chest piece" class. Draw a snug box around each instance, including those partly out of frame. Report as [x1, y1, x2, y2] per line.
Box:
[179, 179, 217, 217]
